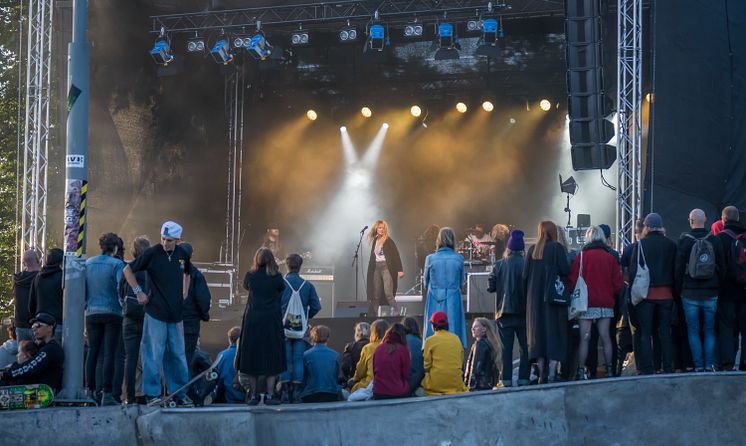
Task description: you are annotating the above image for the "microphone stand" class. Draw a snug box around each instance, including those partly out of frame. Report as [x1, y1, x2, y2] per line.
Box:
[352, 229, 366, 302]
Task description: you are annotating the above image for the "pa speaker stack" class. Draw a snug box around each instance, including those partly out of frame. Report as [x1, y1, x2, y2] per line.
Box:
[565, 0, 616, 171]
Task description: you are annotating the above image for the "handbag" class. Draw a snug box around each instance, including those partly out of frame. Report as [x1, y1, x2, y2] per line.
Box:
[569, 251, 589, 320]
[545, 265, 570, 306]
[630, 242, 650, 306]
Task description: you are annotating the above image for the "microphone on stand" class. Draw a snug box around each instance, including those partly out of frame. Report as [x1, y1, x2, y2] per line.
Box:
[360, 225, 369, 234]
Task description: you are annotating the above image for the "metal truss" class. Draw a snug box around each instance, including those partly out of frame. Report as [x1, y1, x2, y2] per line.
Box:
[615, 0, 643, 249]
[20, 0, 53, 267]
[150, 0, 562, 34]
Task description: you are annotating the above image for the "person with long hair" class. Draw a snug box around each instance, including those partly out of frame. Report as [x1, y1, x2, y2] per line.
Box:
[423, 227, 467, 347]
[236, 247, 286, 405]
[401, 317, 425, 394]
[464, 318, 500, 391]
[524, 220, 570, 383]
[568, 226, 623, 380]
[367, 220, 404, 316]
[348, 319, 389, 399]
[372, 323, 411, 399]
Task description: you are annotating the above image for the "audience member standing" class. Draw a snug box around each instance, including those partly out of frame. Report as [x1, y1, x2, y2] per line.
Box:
[123, 221, 193, 406]
[372, 323, 411, 399]
[629, 213, 677, 375]
[236, 247, 286, 405]
[524, 221, 570, 383]
[422, 312, 468, 396]
[13, 250, 40, 341]
[715, 206, 746, 370]
[568, 226, 623, 380]
[423, 227, 467, 347]
[179, 242, 212, 372]
[28, 248, 64, 343]
[488, 230, 529, 387]
[85, 232, 126, 405]
[401, 317, 425, 395]
[675, 209, 725, 372]
[464, 318, 500, 391]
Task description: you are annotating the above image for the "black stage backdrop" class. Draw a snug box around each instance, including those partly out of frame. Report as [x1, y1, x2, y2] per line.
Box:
[650, 0, 746, 236]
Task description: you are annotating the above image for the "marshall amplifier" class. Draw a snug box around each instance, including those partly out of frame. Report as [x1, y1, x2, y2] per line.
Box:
[300, 266, 335, 317]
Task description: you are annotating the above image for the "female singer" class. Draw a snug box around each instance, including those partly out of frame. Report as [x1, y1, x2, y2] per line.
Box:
[366, 220, 404, 316]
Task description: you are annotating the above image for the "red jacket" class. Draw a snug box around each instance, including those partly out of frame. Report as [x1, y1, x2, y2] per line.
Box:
[372, 341, 411, 397]
[568, 244, 623, 309]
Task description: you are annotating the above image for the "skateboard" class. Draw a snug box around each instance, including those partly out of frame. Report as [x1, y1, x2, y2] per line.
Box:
[147, 356, 221, 408]
[0, 384, 54, 410]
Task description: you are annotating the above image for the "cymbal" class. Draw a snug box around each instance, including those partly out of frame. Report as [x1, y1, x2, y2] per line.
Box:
[478, 241, 497, 245]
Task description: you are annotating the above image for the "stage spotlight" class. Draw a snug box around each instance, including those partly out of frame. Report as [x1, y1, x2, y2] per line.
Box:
[382, 123, 389, 129]
[291, 31, 310, 46]
[186, 37, 205, 53]
[232, 34, 251, 49]
[646, 93, 654, 103]
[404, 23, 424, 37]
[410, 105, 422, 117]
[150, 34, 174, 66]
[340, 126, 347, 132]
[247, 32, 273, 60]
[368, 24, 386, 51]
[482, 101, 494, 112]
[306, 110, 318, 121]
[210, 37, 234, 65]
[540, 99, 552, 111]
[456, 102, 468, 113]
[509, 117, 516, 124]
[361, 107, 373, 118]
[467, 19, 483, 32]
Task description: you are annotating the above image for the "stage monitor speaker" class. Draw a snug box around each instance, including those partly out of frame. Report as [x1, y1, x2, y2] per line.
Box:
[335, 301, 370, 318]
[466, 273, 495, 313]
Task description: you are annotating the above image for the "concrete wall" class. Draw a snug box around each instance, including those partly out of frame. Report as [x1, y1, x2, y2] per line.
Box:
[2, 374, 744, 445]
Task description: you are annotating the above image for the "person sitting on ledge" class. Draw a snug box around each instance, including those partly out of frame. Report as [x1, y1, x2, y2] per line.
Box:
[2, 340, 39, 374]
[0, 313, 64, 392]
[298, 325, 342, 403]
[348, 319, 389, 401]
[422, 311, 468, 396]
[340, 322, 370, 388]
[372, 323, 411, 400]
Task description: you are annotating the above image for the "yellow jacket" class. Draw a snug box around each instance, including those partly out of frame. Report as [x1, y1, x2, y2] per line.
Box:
[422, 330, 468, 396]
[352, 340, 381, 391]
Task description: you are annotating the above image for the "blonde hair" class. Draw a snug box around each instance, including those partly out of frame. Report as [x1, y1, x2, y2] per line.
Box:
[556, 226, 571, 250]
[584, 226, 607, 246]
[370, 319, 389, 343]
[474, 317, 501, 371]
[368, 220, 390, 245]
[490, 224, 510, 241]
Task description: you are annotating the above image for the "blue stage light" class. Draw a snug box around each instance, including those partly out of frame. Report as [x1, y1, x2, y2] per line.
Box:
[368, 24, 385, 51]
[210, 38, 234, 65]
[150, 37, 174, 66]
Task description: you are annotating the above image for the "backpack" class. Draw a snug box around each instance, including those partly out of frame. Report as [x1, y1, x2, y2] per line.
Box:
[683, 234, 717, 280]
[630, 242, 650, 306]
[282, 279, 308, 339]
[723, 230, 746, 285]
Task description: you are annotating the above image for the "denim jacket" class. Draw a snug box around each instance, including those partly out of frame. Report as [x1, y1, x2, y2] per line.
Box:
[85, 254, 125, 316]
[298, 344, 341, 398]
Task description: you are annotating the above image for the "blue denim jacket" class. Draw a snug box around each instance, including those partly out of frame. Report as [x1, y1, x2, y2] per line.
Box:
[85, 254, 125, 316]
[298, 344, 341, 398]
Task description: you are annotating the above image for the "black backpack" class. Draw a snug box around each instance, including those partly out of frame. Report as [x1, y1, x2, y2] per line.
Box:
[683, 234, 717, 280]
[723, 230, 746, 285]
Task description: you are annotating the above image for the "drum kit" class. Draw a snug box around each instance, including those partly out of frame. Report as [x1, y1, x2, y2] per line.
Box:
[458, 227, 498, 266]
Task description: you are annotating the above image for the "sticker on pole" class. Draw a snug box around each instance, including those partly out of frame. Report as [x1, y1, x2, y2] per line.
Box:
[68, 85, 81, 111]
[66, 155, 85, 168]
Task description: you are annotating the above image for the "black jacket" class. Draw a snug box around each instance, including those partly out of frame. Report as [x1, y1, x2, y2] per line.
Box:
[629, 232, 677, 290]
[13, 271, 38, 328]
[183, 267, 211, 322]
[340, 338, 369, 383]
[488, 254, 526, 319]
[464, 337, 497, 391]
[716, 222, 746, 301]
[3, 339, 64, 392]
[675, 228, 726, 299]
[119, 266, 150, 322]
[366, 237, 404, 304]
[28, 265, 64, 324]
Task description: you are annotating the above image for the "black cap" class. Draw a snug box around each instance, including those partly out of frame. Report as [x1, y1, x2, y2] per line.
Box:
[30, 312, 57, 327]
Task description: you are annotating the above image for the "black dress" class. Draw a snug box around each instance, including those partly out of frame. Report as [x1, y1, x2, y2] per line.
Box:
[237, 268, 286, 376]
[524, 241, 570, 362]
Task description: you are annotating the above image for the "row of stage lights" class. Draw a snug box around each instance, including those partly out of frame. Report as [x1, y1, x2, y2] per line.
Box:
[304, 99, 554, 121]
[150, 13, 506, 66]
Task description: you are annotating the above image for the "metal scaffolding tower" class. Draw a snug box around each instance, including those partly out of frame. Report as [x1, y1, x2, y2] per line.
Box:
[19, 0, 54, 266]
[616, 0, 643, 249]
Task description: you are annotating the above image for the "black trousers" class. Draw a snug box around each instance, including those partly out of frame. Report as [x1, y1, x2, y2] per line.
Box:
[111, 334, 125, 400]
[123, 317, 143, 403]
[184, 319, 201, 374]
[636, 299, 674, 374]
[85, 314, 123, 393]
[497, 316, 530, 383]
[716, 300, 746, 369]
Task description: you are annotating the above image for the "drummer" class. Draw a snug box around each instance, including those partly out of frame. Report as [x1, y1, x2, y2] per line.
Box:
[464, 224, 494, 258]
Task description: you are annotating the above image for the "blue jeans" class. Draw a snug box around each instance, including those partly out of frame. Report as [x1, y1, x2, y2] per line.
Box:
[280, 338, 307, 383]
[140, 314, 189, 398]
[682, 296, 717, 370]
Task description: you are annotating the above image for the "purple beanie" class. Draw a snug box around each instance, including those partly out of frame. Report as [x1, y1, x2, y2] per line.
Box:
[507, 230, 525, 251]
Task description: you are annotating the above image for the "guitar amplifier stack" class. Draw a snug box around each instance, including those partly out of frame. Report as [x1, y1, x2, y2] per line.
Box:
[300, 266, 335, 317]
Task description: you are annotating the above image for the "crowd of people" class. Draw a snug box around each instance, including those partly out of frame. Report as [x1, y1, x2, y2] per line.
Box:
[3, 204, 746, 406]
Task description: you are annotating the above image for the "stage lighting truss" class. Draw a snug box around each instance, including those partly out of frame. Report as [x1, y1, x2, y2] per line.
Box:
[247, 32, 273, 60]
[186, 36, 206, 53]
[210, 36, 234, 65]
[339, 25, 358, 42]
[150, 33, 174, 66]
[291, 30, 310, 46]
[403, 22, 424, 38]
[367, 23, 387, 51]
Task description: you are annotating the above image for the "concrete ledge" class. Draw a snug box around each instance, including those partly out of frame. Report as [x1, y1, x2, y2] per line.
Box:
[1, 373, 744, 445]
